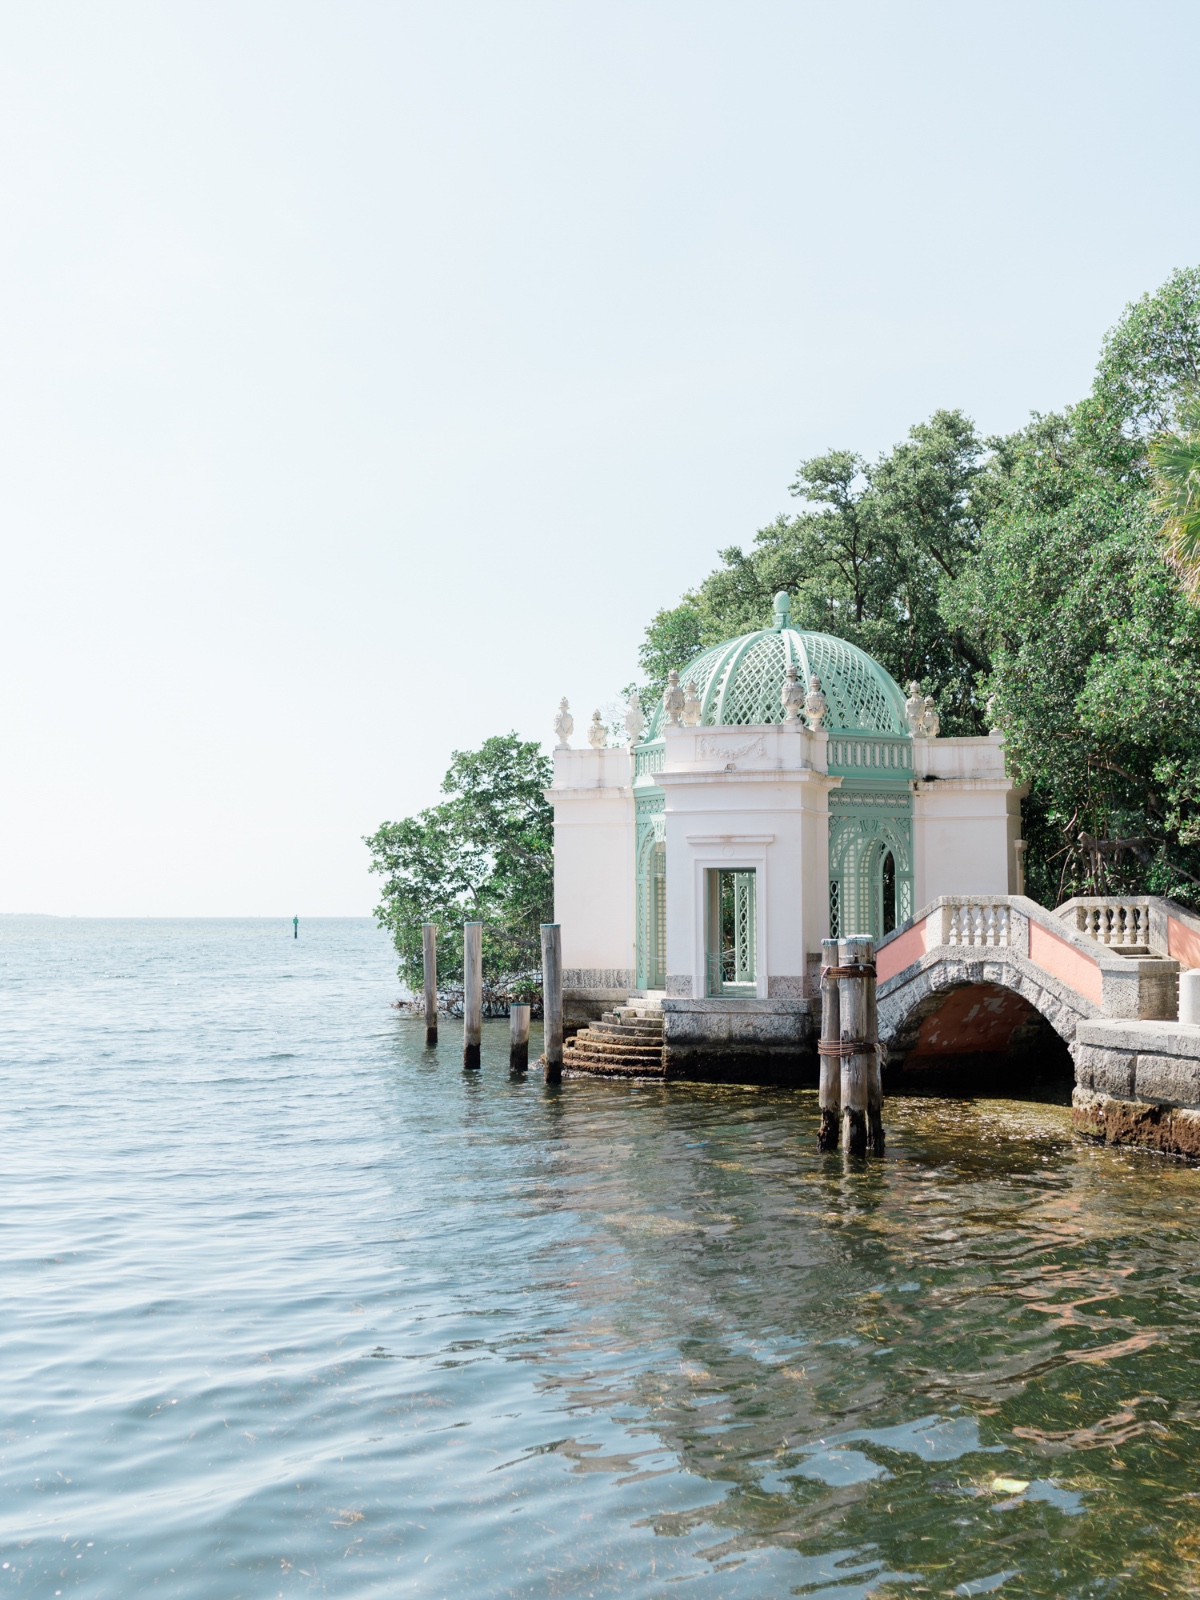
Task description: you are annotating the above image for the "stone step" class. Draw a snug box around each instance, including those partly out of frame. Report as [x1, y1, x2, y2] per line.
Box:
[563, 1042, 666, 1078]
[568, 1033, 664, 1058]
[594, 1019, 664, 1037]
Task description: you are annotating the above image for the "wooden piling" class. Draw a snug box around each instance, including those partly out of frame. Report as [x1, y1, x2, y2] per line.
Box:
[864, 942, 885, 1156]
[463, 921, 482, 1068]
[817, 936, 840, 1150]
[510, 1003, 530, 1071]
[838, 936, 873, 1157]
[541, 923, 563, 1082]
[422, 922, 438, 1047]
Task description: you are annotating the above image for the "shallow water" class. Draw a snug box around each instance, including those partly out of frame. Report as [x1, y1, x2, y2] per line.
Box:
[4, 918, 1200, 1598]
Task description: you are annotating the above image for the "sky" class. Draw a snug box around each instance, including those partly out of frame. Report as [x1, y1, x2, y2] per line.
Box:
[3, 0, 1200, 916]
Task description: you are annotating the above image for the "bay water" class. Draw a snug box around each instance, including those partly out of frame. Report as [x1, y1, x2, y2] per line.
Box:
[3, 917, 1200, 1597]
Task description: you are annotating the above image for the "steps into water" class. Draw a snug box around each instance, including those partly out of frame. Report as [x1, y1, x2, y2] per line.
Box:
[563, 991, 667, 1078]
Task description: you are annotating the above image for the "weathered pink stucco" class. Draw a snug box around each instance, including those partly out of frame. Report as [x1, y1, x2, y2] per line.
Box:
[905, 982, 1043, 1059]
[1028, 921, 1103, 1006]
[1167, 915, 1200, 971]
[877, 919, 929, 982]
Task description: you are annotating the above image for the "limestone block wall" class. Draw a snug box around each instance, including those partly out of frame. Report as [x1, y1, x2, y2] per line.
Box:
[661, 996, 815, 1081]
[1073, 1019, 1200, 1158]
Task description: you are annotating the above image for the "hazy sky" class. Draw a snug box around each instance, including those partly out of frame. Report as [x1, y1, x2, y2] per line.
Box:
[3, 0, 1199, 916]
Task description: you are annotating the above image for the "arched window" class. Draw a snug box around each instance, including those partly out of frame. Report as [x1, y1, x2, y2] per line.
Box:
[882, 850, 896, 936]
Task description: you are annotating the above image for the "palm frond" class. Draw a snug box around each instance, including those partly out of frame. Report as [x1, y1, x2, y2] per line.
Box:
[1150, 394, 1200, 593]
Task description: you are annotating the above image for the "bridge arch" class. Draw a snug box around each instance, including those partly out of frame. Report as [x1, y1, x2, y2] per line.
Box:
[879, 956, 1086, 1094]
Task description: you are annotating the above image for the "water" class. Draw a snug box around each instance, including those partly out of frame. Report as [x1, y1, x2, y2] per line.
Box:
[4, 920, 1200, 1598]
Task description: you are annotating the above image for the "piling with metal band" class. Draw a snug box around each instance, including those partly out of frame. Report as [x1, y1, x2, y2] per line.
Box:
[422, 923, 438, 1047]
[864, 943, 884, 1156]
[541, 923, 563, 1083]
[837, 936, 874, 1157]
[509, 1003, 530, 1072]
[817, 937, 841, 1150]
[463, 921, 482, 1068]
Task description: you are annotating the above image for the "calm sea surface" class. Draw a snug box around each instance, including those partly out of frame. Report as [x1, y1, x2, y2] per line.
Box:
[4, 918, 1200, 1598]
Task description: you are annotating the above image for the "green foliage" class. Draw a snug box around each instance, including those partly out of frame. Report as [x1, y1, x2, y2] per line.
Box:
[636, 409, 992, 733]
[1150, 391, 1200, 592]
[1088, 266, 1200, 444]
[366, 734, 553, 989]
[637, 266, 1200, 908]
[946, 274, 1200, 906]
[637, 599, 706, 701]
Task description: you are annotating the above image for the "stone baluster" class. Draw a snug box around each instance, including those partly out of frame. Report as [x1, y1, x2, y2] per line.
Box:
[985, 905, 997, 947]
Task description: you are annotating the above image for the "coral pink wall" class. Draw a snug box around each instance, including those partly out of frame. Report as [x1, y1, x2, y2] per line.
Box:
[1168, 916, 1200, 970]
[877, 919, 928, 982]
[1028, 921, 1103, 1006]
[907, 982, 1040, 1058]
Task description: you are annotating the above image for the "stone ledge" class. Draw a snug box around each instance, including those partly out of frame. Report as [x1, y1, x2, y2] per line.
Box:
[662, 997, 815, 1015]
[1072, 1086, 1200, 1159]
[1076, 1019, 1200, 1057]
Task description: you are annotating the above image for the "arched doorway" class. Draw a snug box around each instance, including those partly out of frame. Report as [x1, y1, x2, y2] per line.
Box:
[828, 792, 913, 941]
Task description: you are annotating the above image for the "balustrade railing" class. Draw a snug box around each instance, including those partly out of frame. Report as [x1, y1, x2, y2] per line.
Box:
[827, 736, 912, 775]
[1072, 900, 1150, 949]
[939, 901, 1013, 948]
[633, 744, 665, 779]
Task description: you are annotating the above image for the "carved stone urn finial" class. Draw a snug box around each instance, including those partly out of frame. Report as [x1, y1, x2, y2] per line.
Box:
[781, 664, 804, 724]
[554, 697, 574, 750]
[662, 669, 685, 728]
[904, 681, 926, 736]
[624, 691, 645, 746]
[921, 694, 940, 739]
[682, 680, 702, 726]
[804, 674, 827, 732]
[588, 709, 607, 749]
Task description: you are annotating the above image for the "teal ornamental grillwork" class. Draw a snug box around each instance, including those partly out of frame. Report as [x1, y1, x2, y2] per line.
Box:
[630, 591, 920, 953]
[635, 793, 666, 989]
[641, 592, 908, 740]
[828, 789, 913, 940]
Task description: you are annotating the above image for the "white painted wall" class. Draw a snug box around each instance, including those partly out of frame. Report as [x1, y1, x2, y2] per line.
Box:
[549, 746, 636, 974]
[911, 734, 1026, 906]
[548, 726, 1025, 996]
[657, 722, 837, 997]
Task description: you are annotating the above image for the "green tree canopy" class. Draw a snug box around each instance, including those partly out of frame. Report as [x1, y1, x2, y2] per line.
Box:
[636, 266, 1200, 909]
[638, 409, 990, 734]
[945, 270, 1200, 905]
[366, 733, 553, 989]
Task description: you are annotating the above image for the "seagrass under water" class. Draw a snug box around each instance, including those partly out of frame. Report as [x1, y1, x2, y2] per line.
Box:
[4, 917, 1200, 1598]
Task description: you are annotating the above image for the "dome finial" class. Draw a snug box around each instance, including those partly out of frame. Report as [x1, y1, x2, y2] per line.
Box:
[772, 591, 791, 630]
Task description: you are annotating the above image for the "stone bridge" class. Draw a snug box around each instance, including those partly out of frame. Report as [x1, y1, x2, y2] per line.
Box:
[877, 895, 1187, 1086]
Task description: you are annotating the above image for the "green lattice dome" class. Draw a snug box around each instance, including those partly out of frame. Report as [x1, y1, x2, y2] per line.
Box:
[643, 593, 908, 739]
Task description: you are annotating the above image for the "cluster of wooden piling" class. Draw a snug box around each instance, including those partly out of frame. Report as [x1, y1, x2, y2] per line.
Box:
[818, 936, 885, 1156]
[418, 920, 564, 1080]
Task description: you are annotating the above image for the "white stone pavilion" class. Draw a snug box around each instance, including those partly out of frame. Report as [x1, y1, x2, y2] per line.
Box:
[549, 592, 1025, 1070]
